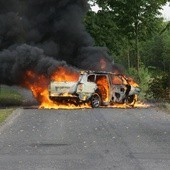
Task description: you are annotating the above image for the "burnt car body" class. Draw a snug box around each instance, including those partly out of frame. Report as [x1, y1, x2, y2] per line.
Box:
[48, 71, 140, 108]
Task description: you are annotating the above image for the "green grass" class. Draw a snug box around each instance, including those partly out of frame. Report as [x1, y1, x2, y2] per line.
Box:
[0, 108, 14, 124]
[0, 86, 22, 124]
[0, 86, 23, 106]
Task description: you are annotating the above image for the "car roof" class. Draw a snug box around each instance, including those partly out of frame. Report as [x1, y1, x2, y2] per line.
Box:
[80, 70, 122, 76]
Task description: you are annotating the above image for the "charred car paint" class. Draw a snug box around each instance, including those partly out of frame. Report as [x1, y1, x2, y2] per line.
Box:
[48, 71, 140, 108]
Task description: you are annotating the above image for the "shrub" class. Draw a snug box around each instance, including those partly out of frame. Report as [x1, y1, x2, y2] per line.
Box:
[146, 72, 170, 101]
[126, 66, 152, 100]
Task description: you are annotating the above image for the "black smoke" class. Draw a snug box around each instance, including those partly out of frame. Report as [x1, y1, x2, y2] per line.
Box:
[0, 0, 114, 86]
[0, 44, 75, 85]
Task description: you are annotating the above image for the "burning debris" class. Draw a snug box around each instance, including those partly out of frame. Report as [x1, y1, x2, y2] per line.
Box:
[48, 70, 142, 109]
[0, 0, 148, 108]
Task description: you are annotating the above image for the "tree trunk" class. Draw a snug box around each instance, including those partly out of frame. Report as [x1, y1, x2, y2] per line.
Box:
[135, 0, 140, 73]
[168, 72, 170, 100]
[127, 48, 130, 69]
[136, 34, 140, 72]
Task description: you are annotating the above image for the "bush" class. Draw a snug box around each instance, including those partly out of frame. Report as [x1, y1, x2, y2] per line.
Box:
[126, 66, 152, 100]
[146, 72, 170, 101]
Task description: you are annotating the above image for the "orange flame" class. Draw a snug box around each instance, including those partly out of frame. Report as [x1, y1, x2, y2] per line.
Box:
[22, 66, 148, 109]
[22, 70, 50, 105]
[96, 76, 110, 102]
[112, 76, 125, 85]
[107, 101, 150, 109]
[22, 68, 91, 109]
[126, 77, 139, 87]
[51, 67, 79, 82]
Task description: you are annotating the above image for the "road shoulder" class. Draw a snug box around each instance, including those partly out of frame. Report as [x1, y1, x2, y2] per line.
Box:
[0, 108, 23, 133]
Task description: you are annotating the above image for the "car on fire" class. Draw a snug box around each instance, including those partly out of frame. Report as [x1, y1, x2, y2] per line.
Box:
[48, 71, 140, 108]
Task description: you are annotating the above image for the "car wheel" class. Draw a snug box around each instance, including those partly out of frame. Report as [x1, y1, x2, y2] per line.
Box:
[127, 95, 135, 103]
[126, 95, 137, 107]
[91, 93, 101, 108]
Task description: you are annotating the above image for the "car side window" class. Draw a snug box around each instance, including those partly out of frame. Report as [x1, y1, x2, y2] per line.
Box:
[112, 76, 123, 85]
[87, 75, 95, 82]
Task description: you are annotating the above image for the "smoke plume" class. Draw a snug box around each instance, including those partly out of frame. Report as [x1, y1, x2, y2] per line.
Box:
[0, 0, 114, 86]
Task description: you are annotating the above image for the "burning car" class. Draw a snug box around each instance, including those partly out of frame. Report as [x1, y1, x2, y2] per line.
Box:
[48, 71, 140, 108]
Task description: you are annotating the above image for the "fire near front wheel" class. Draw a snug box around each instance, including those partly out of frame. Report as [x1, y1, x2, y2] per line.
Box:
[126, 95, 137, 107]
[91, 93, 101, 108]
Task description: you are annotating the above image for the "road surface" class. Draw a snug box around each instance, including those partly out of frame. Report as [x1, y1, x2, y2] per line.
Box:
[0, 107, 170, 170]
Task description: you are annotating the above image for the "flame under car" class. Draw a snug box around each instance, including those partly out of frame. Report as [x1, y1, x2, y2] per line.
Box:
[48, 71, 140, 108]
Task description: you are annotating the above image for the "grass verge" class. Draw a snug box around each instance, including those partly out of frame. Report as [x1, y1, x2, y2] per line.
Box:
[0, 108, 14, 124]
[0, 86, 23, 106]
[0, 86, 23, 124]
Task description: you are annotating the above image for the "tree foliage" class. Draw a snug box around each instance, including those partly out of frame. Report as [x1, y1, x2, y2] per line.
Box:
[84, 10, 124, 62]
[141, 23, 170, 73]
[94, 0, 166, 38]
[87, 0, 169, 70]
[146, 72, 169, 101]
[86, 0, 170, 100]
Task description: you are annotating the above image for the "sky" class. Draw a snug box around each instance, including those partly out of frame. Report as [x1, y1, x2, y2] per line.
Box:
[91, 3, 170, 21]
[160, 3, 170, 21]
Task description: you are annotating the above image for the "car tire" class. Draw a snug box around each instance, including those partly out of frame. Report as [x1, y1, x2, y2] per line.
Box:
[126, 95, 137, 107]
[91, 93, 101, 108]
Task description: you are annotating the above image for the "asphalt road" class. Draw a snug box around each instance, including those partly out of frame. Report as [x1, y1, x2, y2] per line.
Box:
[0, 107, 170, 170]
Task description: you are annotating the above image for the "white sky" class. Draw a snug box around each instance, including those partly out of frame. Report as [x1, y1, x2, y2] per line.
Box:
[91, 3, 170, 21]
[160, 3, 170, 21]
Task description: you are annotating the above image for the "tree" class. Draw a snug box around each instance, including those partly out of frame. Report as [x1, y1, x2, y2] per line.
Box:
[88, 0, 168, 71]
[85, 11, 121, 58]
[141, 21, 170, 73]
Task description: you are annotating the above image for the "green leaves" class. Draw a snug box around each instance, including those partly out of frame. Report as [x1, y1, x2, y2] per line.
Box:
[84, 10, 119, 56]
[87, 0, 169, 68]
